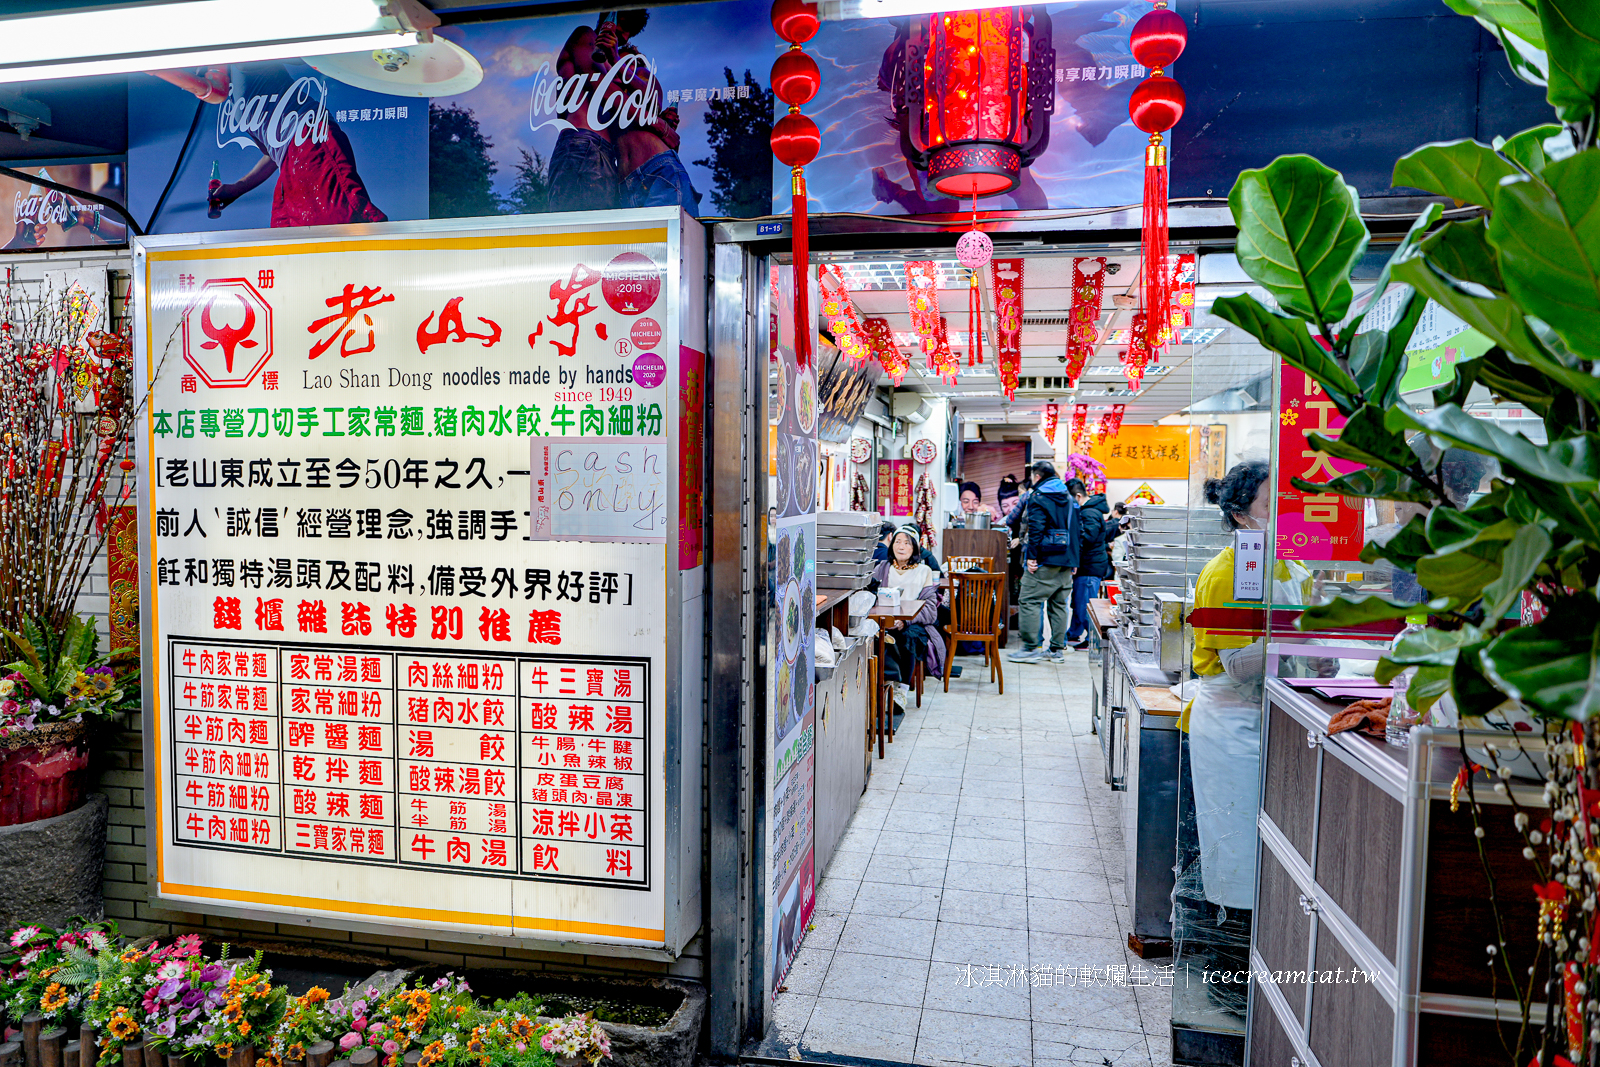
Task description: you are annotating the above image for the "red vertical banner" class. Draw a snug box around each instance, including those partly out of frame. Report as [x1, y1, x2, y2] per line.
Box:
[1171, 253, 1197, 335]
[876, 458, 894, 512]
[1064, 257, 1105, 381]
[678, 345, 705, 570]
[891, 459, 913, 516]
[991, 258, 1023, 399]
[107, 504, 139, 652]
[1277, 360, 1364, 561]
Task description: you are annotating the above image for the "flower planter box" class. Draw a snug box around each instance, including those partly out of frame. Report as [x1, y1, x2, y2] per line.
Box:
[530, 976, 704, 1067]
[0, 794, 106, 929]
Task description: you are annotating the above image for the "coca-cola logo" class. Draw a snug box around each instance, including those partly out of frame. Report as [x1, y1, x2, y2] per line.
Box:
[216, 76, 329, 153]
[12, 191, 73, 226]
[528, 53, 661, 135]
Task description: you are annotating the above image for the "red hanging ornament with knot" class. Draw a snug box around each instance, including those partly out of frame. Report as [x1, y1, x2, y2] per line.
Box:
[1129, 1, 1187, 356]
[771, 0, 821, 369]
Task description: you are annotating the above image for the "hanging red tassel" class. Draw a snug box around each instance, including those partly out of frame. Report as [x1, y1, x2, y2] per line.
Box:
[1129, 2, 1186, 356]
[1142, 141, 1169, 354]
[793, 170, 811, 368]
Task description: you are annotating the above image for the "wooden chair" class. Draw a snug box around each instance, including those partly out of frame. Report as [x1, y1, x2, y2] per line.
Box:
[945, 572, 1005, 695]
[944, 555, 992, 574]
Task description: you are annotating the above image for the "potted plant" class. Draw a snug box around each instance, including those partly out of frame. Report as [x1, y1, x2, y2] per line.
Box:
[1209, 1, 1600, 1059]
[0, 270, 151, 926]
[537, 1014, 611, 1067]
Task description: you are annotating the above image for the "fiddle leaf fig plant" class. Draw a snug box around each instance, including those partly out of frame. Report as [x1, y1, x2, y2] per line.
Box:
[1211, 0, 1600, 726]
[1215, 2, 1600, 1060]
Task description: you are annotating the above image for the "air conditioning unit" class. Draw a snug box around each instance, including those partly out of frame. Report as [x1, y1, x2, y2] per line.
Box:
[892, 393, 932, 424]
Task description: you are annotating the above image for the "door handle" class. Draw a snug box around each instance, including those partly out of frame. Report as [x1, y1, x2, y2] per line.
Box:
[1306, 730, 1322, 750]
[1298, 893, 1318, 916]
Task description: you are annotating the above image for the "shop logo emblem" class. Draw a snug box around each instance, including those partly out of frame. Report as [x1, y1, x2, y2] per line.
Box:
[181, 278, 274, 389]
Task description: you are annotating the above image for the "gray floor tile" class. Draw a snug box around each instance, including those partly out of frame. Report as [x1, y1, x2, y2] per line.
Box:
[769, 991, 815, 1043]
[1028, 897, 1121, 938]
[897, 773, 966, 795]
[779, 946, 832, 996]
[913, 1009, 1032, 1067]
[944, 859, 1029, 896]
[837, 913, 939, 959]
[931, 920, 1031, 967]
[1023, 800, 1100, 826]
[812, 876, 860, 914]
[939, 887, 1031, 930]
[1025, 820, 1102, 849]
[894, 789, 965, 814]
[801, 996, 920, 1061]
[1028, 842, 1111, 873]
[1032, 1021, 1149, 1066]
[961, 775, 1030, 800]
[884, 807, 958, 836]
[922, 960, 1034, 1021]
[818, 950, 930, 1007]
[954, 813, 1028, 842]
[872, 830, 954, 861]
[1026, 870, 1118, 905]
[1029, 977, 1141, 1028]
[948, 834, 1027, 866]
[819, 847, 871, 882]
[863, 851, 949, 888]
[851, 880, 945, 922]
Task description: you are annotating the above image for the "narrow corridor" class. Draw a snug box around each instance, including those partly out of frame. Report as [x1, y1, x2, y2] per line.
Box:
[762, 653, 1175, 1066]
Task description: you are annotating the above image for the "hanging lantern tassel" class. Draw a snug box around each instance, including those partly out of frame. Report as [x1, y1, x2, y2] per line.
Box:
[1129, 2, 1187, 355]
[769, 0, 822, 368]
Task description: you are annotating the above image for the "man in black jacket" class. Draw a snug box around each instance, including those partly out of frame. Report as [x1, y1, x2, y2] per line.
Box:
[1007, 461, 1079, 663]
[1064, 479, 1111, 650]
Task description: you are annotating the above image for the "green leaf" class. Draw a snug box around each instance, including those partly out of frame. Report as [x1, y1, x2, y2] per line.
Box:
[1453, 637, 1511, 716]
[1408, 663, 1456, 711]
[1444, 0, 1544, 48]
[1228, 155, 1370, 328]
[1309, 403, 1415, 471]
[1347, 286, 1427, 409]
[1392, 139, 1520, 207]
[1480, 612, 1600, 720]
[1291, 468, 1436, 503]
[1385, 404, 1600, 487]
[1210, 294, 1360, 411]
[1539, 0, 1600, 123]
[1424, 507, 1494, 553]
[1496, 124, 1567, 174]
[1415, 540, 1506, 598]
[1297, 594, 1449, 630]
[0, 627, 43, 676]
[1362, 514, 1431, 569]
[1480, 523, 1552, 622]
[1377, 624, 1486, 681]
[1488, 154, 1600, 363]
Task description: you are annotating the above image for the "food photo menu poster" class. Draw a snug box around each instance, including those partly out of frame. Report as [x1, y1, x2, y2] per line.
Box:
[767, 264, 817, 995]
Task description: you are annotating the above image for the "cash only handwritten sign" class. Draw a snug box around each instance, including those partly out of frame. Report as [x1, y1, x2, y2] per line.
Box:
[135, 213, 705, 954]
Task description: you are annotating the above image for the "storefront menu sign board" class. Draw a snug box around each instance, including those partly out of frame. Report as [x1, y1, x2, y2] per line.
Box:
[1277, 362, 1363, 562]
[134, 212, 704, 953]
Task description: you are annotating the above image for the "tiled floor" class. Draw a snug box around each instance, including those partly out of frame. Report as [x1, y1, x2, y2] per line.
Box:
[762, 649, 1175, 1067]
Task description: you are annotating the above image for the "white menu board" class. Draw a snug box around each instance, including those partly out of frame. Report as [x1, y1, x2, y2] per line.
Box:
[135, 213, 704, 952]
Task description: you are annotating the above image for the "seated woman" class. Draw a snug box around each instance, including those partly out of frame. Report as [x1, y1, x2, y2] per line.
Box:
[870, 529, 946, 701]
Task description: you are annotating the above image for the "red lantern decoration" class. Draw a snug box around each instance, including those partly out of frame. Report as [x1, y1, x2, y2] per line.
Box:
[770, 0, 822, 369]
[902, 8, 1054, 199]
[1129, 1, 1186, 356]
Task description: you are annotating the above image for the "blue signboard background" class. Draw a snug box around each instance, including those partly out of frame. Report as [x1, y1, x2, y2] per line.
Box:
[128, 61, 427, 234]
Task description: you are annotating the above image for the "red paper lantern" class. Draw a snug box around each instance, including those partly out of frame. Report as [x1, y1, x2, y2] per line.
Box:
[771, 47, 821, 106]
[1129, 75, 1185, 134]
[902, 7, 1055, 198]
[771, 112, 821, 168]
[771, 0, 820, 43]
[1130, 7, 1187, 71]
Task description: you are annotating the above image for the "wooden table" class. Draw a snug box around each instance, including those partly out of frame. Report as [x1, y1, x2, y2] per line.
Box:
[867, 604, 921, 758]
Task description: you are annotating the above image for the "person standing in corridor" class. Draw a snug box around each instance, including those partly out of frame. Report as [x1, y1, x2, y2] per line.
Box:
[1063, 477, 1110, 650]
[1008, 461, 1079, 663]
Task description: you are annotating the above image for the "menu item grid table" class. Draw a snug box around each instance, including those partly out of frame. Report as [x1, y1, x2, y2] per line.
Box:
[168, 637, 650, 890]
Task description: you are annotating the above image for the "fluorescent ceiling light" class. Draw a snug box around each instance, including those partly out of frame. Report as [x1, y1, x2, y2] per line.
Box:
[0, 0, 416, 85]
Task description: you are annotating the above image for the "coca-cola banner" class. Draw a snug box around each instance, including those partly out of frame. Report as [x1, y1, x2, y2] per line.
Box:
[2, 163, 126, 250]
[431, 4, 773, 219]
[127, 60, 427, 234]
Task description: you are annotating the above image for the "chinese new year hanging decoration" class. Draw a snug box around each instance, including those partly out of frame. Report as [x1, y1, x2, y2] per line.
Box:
[1124, 311, 1152, 389]
[906, 262, 958, 382]
[819, 264, 869, 366]
[956, 229, 991, 366]
[1070, 403, 1088, 451]
[1064, 257, 1105, 383]
[992, 257, 1023, 398]
[1105, 402, 1126, 437]
[1128, 2, 1186, 354]
[913, 473, 937, 548]
[770, 0, 822, 368]
[1040, 402, 1059, 446]
[1172, 252, 1196, 333]
[901, 8, 1055, 197]
[862, 316, 909, 384]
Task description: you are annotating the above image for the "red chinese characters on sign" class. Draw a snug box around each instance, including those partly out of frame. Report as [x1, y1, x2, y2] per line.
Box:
[992, 258, 1023, 399]
[416, 297, 502, 354]
[1276, 362, 1364, 561]
[308, 284, 394, 360]
[531, 264, 602, 357]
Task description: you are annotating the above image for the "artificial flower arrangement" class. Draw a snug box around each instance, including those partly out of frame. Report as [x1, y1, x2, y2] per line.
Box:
[0, 615, 133, 738]
[0, 921, 608, 1067]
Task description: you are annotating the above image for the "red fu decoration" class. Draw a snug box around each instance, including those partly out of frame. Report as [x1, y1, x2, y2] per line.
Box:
[770, 0, 822, 368]
[1129, 2, 1186, 354]
[902, 8, 1055, 198]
